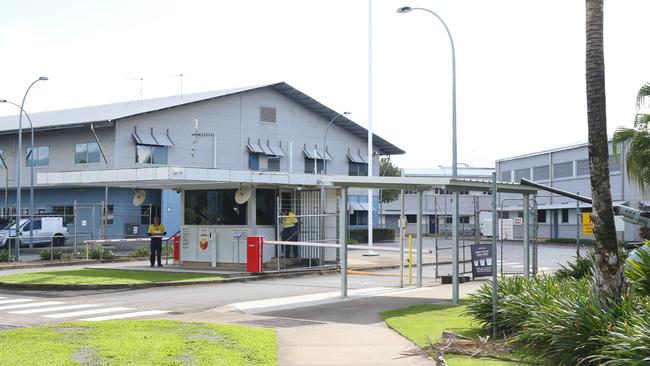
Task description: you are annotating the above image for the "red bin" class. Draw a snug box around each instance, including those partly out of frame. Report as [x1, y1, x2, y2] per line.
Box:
[247, 235, 264, 273]
[173, 235, 180, 262]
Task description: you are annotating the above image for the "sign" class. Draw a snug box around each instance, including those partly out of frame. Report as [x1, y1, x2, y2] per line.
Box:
[181, 227, 191, 250]
[81, 220, 87, 227]
[614, 215, 625, 232]
[132, 225, 139, 235]
[582, 213, 593, 236]
[198, 228, 210, 251]
[513, 217, 523, 226]
[471, 244, 494, 277]
[499, 219, 514, 240]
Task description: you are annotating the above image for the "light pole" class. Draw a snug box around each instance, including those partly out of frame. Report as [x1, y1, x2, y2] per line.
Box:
[1, 100, 37, 250]
[14, 76, 48, 260]
[322, 111, 351, 175]
[397, 6, 460, 304]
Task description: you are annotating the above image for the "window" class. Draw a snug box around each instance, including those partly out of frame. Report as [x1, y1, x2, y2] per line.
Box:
[537, 210, 546, 223]
[184, 190, 247, 225]
[553, 162, 573, 178]
[256, 189, 276, 226]
[136, 144, 167, 164]
[75, 142, 100, 164]
[500, 170, 511, 182]
[104, 205, 114, 225]
[350, 210, 368, 225]
[609, 156, 621, 172]
[561, 208, 569, 223]
[348, 162, 368, 176]
[304, 158, 324, 174]
[514, 168, 530, 181]
[141, 205, 161, 225]
[260, 106, 276, 123]
[406, 215, 417, 223]
[27, 146, 49, 167]
[53, 206, 74, 225]
[267, 156, 280, 172]
[445, 217, 453, 224]
[249, 153, 260, 171]
[533, 165, 550, 181]
[459, 216, 470, 224]
[576, 159, 590, 176]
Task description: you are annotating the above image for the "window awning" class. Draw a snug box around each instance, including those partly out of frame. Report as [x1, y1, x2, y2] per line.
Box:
[303, 146, 332, 160]
[347, 149, 366, 163]
[132, 126, 158, 145]
[247, 138, 265, 154]
[348, 201, 368, 212]
[152, 129, 174, 146]
[266, 142, 286, 157]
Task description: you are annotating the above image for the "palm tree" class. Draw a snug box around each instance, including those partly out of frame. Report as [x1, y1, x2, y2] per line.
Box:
[585, 0, 626, 304]
[613, 83, 650, 190]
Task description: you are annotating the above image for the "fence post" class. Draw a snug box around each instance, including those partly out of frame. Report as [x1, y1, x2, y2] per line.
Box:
[73, 200, 78, 257]
[523, 194, 530, 279]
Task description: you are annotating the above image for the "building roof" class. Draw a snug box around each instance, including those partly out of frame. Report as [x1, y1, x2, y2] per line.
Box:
[496, 138, 614, 163]
[0, 82, 404, 155]
[404, 166, 494, 177]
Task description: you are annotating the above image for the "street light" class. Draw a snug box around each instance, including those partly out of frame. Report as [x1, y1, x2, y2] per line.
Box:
[14, 76, 48, 260]
[397, 6, 460, 304]
[322, 111, 351, 175]
[0, 100, 37, 250]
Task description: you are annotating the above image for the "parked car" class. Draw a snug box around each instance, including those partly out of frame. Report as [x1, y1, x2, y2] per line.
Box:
[0, 217, 68, 248]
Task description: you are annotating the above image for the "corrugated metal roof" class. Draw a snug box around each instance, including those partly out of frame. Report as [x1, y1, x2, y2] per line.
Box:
[0, 82, 404, 155]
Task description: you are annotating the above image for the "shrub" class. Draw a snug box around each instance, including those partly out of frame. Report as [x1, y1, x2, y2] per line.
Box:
[626, 245, 650, 297]
[91, 247, 114, 260]
[0, 249, 14, 262]
[639, 227, 650, 241]
[39, 249, 63, 260]
[555, 254, 594, 280]
[545, 237, 595, 245]
[128, 245, 150, 258]
[349, 228, 395, 243]
[162, 243, 173, 257]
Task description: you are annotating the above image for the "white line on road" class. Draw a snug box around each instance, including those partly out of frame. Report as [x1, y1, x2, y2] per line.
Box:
[44, 307, 133, 319]
[0, 301, 64, 310]
[0, 299, 33, 305]
[10, 304, 101, 315]
[80, 310, 171, 322]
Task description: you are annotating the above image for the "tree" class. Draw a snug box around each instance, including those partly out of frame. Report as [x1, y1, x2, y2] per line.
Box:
[585, 0, 626, 304]
[613, 83, 650, 190]
[379, 157, 400, 203]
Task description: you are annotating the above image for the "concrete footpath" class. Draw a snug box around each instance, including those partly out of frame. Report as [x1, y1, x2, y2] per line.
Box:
[171, 281, 487, 366]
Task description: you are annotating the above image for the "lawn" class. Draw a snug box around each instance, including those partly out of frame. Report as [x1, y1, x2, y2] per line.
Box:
[380, 301, 529, 366]
[0, 269, 223, 285]
[0, 320, 276, 366]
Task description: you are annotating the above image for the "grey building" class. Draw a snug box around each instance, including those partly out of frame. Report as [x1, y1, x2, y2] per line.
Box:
[496, 141, 645, 241]
[0, 82, 403, 247]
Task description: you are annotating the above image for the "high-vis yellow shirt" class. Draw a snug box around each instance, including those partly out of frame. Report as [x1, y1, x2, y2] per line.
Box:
[281, 212, 297, 228]
[148, 223, 166, 237]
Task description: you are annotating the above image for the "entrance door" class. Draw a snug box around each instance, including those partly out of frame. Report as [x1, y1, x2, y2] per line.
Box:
[552, 210, 559, 238]
[428, 216, 437, 234]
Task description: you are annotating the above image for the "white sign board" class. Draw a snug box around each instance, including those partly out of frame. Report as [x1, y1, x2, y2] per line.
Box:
[614, 215, 625, 232]
[513, 217, 523, 226]
[81, 220, 87, 227]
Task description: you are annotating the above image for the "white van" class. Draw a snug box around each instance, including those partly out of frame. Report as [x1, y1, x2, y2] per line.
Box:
[0, 217, 68, 248]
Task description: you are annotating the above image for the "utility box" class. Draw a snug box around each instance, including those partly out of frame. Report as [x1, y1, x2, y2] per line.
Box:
[125, 223, 140, 238]
[246, 235, 264, 273]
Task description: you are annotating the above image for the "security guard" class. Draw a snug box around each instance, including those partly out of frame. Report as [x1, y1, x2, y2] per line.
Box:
[148, 216, 167, 267]
[281, 209, 299, 257]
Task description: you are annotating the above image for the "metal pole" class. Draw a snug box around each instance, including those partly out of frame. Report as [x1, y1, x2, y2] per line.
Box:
[576, 192, 581, 258]
[319, 182, 325, 266]
[339, 188, 348, 297]
[29, 123, 34, 249]
[367, 0, 375, 254]
[73, 200, 78, 256]
[434, 195, 438, 279]
[417, 190, 423, 287]
[523, 194, 530, 278]
[491, 172, 498, 340]
[399, 189, 405, 288]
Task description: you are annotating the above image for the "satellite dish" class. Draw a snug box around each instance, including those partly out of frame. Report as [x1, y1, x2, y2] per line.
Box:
[132, 190, 147, 206]
[234, 187, 252, 204]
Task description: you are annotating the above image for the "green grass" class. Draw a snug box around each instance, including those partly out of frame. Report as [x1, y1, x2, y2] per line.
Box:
[0, 268, 223, 285]
[0, 320, 276, 366]
[380, 301, 528, 366]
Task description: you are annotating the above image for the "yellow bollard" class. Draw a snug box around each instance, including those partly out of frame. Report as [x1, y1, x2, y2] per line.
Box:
[86, 242, 89, 260]
[408, 234, 413, 286]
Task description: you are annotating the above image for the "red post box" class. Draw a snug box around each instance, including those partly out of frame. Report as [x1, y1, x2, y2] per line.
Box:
[173, 235, 180, 263]
[247, 235, 264, 273]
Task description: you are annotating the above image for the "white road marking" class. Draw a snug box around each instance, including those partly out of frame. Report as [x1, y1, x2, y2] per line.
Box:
[80, 310, 170, 321]
[44, 307, 133, 319]
[0, 301, 64, 310]
[0, 299, 33, 305]
[10, 304, 101, 315]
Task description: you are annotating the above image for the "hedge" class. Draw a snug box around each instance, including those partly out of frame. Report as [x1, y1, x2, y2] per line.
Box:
[349, 228, 395, 243]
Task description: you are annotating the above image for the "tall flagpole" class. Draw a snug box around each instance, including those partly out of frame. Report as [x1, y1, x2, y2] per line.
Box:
[365, 0, 378, 256]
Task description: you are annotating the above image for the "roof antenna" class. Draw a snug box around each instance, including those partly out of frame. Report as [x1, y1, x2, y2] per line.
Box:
[176, 73, 184, 99]
[126, 77, 143, 105]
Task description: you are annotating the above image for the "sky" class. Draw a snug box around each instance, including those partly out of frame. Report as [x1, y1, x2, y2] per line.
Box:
[1, 0, 649, 170]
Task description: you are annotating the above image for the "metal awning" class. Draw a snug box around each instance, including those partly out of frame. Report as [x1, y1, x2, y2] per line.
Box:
[348, 201, 368, 212]
[152, 129, 174, 146]
[324, 176, 538, 194]
[267, 143, 286, 157]
[347, 149, 366, 163]
[132, 126, 158, 145]
[246, 138, 265, 154]
[303, 147, 332, 160]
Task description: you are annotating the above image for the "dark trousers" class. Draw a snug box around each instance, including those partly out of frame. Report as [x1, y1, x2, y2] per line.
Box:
[150, 240, 162, 266]
[281, 226, 299, 257]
